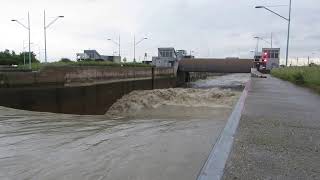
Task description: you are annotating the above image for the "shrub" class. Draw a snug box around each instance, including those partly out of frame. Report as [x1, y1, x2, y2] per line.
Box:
[271, 66, 320, 94]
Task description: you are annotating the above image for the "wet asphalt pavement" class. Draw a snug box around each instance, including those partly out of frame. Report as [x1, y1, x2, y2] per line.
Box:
[223, 75, 320, 180]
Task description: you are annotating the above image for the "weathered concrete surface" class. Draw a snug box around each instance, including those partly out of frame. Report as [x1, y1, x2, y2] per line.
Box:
[223, 75, 320, 180]
[178, 59, 253, 73]
[0, 66, 176, 115]
[0, 66, 174, 88]
[0, 77, 176, 115]
[250, 68, 267, 78]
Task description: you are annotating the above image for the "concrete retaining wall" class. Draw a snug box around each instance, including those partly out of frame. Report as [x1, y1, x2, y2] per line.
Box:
[0, 77, 176, 115]
[0, 66, 176, 115]
[0, 66, 174, 87]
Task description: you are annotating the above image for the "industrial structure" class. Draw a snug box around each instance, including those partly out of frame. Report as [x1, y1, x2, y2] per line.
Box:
[254, 48, 280, 71]
[152, 48, 193, 67]
[76, 50, 121, 63]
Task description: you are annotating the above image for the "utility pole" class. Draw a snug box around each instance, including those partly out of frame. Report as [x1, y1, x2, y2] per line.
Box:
[22, 40, 26, 65]
[286, 0, 292, 67]
[44, 10, 64, 63]
[255, 0, 293, 66]
[108, 35, 121, 58]
[118, 35, 121, 57]
[44, 10, 47, 63]
[134, 35, 136, 62]
[133, 35, 148, 63]
[271, 32, 273, 48]
[28, 12, 31, 69]
[12, 12, 31, 69]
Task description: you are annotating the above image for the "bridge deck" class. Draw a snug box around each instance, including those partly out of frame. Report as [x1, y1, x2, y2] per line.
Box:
[178, 59, 253, 73]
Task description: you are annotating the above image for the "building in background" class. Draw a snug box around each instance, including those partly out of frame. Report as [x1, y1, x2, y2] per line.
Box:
[76, 50, 121, 63]
[152, 48, 192, 67]
[152, 48, 177, 67]
[176, 50, 187, 60]
[254, 48, 280, 71]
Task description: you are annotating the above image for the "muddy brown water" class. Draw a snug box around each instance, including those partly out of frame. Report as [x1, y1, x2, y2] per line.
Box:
[0, 74, 249, 180]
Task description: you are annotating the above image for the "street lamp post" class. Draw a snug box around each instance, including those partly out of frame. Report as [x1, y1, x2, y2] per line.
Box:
[255, 0, 292, 66]
[134, 35, 148, 62]
[22, 41, 35, 65]
[44, 10, 64, 63]
[108, 35, 121, 57]
[12, 12, 31, 69]
[254, 36, 272, 48]
[254, 37, 260, 54]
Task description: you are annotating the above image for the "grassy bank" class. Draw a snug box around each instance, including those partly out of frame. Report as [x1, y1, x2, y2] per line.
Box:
[18, 61, 151, 71]
[271, 66, 320, 94]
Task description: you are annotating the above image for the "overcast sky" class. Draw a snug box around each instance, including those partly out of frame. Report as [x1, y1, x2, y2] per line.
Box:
[1, 0, 319, 64]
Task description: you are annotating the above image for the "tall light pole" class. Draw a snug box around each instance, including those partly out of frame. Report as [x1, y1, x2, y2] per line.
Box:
[12, 12, 31, 69]
[44, 10, 64, 63]
[254, 36, 272, 48]
[134, 35, 148, 62]
[254, 37, 260, 54]
[22, 41, 35, 65]
[255, 0, 292, 66]
[108, 35, 121, 57]
[271, 32, 273, 48]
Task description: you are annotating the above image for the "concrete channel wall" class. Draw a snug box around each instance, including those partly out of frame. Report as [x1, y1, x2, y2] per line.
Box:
[0, 66, 176, 115]
[0, 66, 174, 87]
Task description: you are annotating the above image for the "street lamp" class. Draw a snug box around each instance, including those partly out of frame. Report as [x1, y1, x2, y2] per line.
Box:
[254, 36, 272, 54]
[255, 0, 292, 66]
[134, 35, 148, 62]
[22, 41, 35, 65]
[12, 12, 31, 69]
[107, 35, 121, 57]
[44, 10, 64, 63]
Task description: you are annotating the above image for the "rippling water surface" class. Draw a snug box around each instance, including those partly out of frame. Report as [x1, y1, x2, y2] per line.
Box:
[0, 73, 249, 180]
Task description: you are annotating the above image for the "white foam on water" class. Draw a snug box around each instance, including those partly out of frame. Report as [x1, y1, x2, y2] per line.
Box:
[106, 88, 240, 117]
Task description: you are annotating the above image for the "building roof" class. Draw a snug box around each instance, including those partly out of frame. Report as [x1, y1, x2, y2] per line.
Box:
[84, 50, 101, 56]
[158, 47, 175, 51]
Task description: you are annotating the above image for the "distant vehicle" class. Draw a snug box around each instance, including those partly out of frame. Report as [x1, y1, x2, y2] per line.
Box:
[256, 48, 280, 72]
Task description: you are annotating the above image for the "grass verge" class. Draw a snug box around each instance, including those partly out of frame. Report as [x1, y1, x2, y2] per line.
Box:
[271, 66, 320, 94]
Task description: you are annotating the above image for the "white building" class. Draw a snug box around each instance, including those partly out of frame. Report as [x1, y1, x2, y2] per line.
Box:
[76, 50, 121, 63]
[152, 48, 178, 67]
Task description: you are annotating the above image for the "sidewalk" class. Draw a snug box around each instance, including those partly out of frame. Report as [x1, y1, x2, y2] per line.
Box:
[223, 75, 320, 180]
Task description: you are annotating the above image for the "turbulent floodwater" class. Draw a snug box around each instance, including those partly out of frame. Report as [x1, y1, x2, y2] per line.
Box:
[106, 88, 239, 118]
[0, 73, 249, 180]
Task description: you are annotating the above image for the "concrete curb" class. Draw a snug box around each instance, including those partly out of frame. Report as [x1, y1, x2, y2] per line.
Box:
[197, 79, 251, 180]
[251, 68, 267, 78]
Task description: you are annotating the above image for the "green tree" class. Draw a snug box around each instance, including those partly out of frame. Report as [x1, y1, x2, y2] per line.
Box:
[59, 58, 73, 63]
[0, 50, 39, 65]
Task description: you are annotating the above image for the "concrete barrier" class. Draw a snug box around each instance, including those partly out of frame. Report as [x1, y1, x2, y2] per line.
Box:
[0, 66, 176, 114]
[0, 77, 176, 115]
[0, 66, 175, 88]
[251, 68, 267, 78]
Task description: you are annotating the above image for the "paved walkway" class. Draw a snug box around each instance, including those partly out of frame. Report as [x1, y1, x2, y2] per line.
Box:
[223, 75, 320, 180]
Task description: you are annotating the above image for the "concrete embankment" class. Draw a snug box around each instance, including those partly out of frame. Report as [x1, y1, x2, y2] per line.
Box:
[0, 66, 176, 115]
